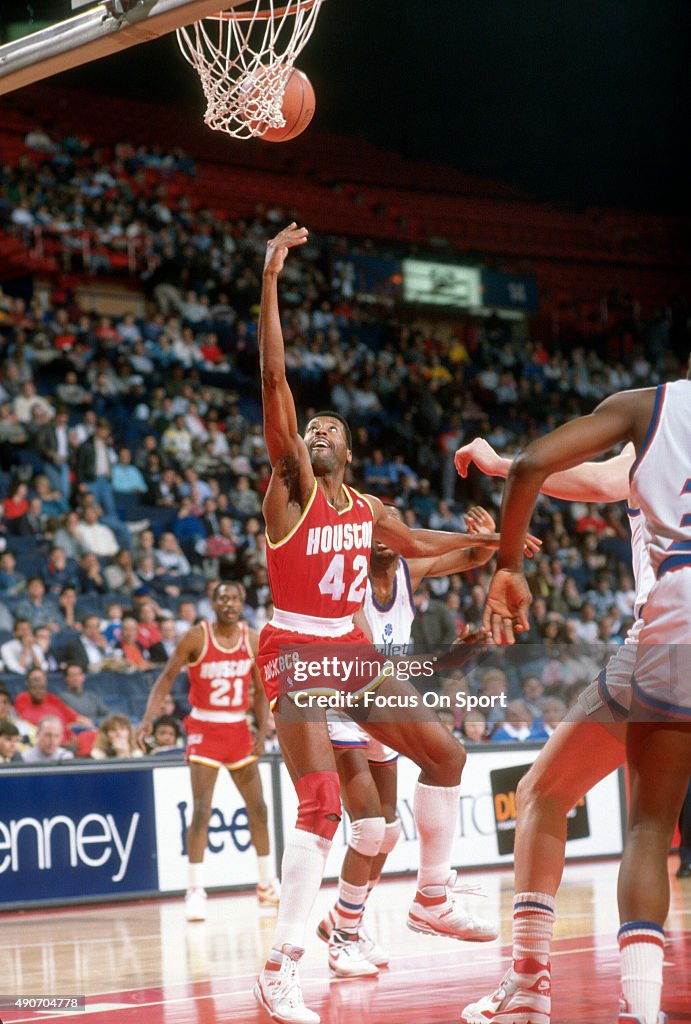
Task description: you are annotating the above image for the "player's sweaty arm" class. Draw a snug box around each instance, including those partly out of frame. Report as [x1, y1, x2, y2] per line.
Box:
[259, 223, 309, 467]
[259, 223, 314, 539]
[495, 392, 647, 574]
[455, 437, 635, 502]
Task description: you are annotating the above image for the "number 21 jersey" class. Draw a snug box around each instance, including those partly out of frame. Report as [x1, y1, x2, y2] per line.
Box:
[187, 621, 254, 716]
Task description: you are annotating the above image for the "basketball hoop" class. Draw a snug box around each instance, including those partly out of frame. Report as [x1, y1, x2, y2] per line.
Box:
[176, 0, 325, 139]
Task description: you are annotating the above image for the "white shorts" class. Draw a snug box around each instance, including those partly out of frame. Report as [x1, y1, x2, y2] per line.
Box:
[578, 620, 641, 719]
[632, 569, 691, 718]
[327, 711, 398, 764]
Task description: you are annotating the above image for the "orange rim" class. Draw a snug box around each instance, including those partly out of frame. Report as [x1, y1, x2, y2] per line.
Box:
[210, 0, 322, 22]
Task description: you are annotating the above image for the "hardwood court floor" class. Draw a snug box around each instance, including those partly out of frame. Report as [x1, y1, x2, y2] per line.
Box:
[1, 858, 689, 1024]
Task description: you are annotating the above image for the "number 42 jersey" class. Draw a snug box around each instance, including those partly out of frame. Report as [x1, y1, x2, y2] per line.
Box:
[266, 481, 375, 624]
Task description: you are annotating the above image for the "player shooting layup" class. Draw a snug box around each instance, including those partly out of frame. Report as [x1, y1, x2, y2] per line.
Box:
[254, 223, 504, 1024]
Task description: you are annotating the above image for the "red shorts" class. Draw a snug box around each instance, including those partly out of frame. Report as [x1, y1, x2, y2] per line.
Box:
[257, 623, 388, 706]
[184, 714, 256, 770]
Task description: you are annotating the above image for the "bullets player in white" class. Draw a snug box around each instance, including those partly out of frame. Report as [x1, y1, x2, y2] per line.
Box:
[320, 504, 498, 977]
[479, 372, 691, 1024]
[455, 439, 655, 1023]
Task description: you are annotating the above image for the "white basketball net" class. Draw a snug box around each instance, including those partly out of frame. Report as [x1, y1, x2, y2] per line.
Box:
[176, 0, 324, 139]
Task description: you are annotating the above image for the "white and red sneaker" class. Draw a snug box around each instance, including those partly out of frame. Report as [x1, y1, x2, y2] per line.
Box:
[257, 878, 281, 907]
[317, 911, 389, 967]
[460, 959, 551, 1024]
[254, 945, 319, 1024]
[328, 929, 379, 978]
[618, 997, 668, 1024]
[618, 1017, 668, 1024]
[407, 871, 498, 942]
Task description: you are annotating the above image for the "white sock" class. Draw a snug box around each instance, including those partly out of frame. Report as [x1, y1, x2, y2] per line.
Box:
[332, 878, 368, 934]
[188, 861, 204, 891]
[414, 781, 461, 888]
[618, 922, 665, 1023]
[512, 891, 556, 968]
[257, 854, 273, 885]
[271, 829, 331, 950]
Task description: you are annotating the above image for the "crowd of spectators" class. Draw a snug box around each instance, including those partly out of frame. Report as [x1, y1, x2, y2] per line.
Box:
[1, 129, 689, 763]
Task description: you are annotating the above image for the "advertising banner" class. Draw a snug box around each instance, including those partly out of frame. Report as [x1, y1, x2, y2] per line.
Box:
[490, 761, 590, 856]
[0, 767, 157, 904]
[153, 762, 276, 892]
[280, 747, 623, 877]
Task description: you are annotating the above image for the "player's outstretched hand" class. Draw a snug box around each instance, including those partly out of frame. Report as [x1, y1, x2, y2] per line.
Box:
[264, 222, 309, 274]
[433, 623, 491, 671]
[523, 533, 542, 558]
[454, 438, 503, 478]
[456, 623, 491, 644]
[464, 505, 496, 533]
[482, 569, 531, 645]
[465, 506, 541, 559]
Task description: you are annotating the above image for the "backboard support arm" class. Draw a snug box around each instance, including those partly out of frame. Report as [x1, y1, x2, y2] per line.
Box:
[0, 0, 244, 97]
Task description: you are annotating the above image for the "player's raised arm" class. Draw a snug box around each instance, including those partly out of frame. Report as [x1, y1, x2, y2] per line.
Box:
[259, 224, 314, 533]
[136, 625, 202, 749]
[455, 437, 634, 502]
[260, 223, 309, 463]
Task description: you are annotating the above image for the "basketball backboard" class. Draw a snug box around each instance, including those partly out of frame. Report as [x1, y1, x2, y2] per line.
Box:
[0, 0, 246, 97]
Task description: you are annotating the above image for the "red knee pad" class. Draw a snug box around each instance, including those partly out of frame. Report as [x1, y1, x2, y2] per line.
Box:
[295, 770, 341, 840]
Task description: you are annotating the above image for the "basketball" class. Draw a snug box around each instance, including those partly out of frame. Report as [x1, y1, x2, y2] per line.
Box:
[259, 68, 315, 143]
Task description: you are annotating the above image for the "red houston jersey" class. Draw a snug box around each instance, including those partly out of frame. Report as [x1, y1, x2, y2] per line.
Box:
[187, 621, 255, 714]
[266, 482, 375, 619]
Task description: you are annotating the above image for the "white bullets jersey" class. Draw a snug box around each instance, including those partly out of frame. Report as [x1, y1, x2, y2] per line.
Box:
[626, 504, 654, 619]
[327, 557, 415, 759]
[629, 379, 691, 580]
[362, 558, 416, 652]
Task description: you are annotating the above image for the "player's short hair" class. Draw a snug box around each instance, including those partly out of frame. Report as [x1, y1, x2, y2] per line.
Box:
[0, 719, 19, 738]
[306, 410, 352, 450]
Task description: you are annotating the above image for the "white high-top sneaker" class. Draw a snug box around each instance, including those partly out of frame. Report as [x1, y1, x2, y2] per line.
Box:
[254, 945, 319, 1024]
[407, 871, 498, 942]
[327, 930, 379, 978]
[461, 959, 551, 1024]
